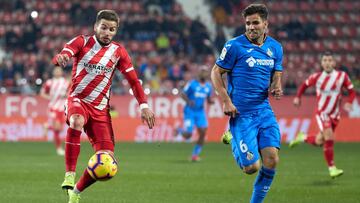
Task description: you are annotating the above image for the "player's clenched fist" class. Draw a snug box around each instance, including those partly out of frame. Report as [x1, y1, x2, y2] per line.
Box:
[223, 100, 238, 118]
[141, 108, 155, 129]
[55, 54, 70, 67]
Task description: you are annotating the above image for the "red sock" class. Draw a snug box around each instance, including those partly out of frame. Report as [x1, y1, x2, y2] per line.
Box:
[65, 128, 81, 172]
[305, 135, 317, 145]
[323, 140, 335, 167]
[54, 130, 61, 149]
[76, 169, 96, 192]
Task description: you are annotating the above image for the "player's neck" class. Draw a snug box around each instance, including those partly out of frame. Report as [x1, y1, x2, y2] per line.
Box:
[246, 34, 266, 46]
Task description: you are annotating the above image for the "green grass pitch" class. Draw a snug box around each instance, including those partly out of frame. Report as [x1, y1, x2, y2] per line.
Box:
[0, 142, 359, 203]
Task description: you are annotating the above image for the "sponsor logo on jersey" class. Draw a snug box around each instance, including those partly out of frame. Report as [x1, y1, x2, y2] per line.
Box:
[83, 63, 114, 75]
[246, 57, 274, 68]
[246, 57, 256, 67]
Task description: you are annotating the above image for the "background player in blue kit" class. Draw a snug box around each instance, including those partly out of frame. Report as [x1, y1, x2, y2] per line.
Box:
[178, 66, 214, 161]
[211, 4, 283, 203]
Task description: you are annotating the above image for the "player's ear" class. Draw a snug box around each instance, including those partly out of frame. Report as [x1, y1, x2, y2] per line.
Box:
[93, 23, 98, 32]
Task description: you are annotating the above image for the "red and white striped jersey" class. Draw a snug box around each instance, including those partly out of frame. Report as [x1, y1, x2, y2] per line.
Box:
[54, 35, 147, 111]
[297, 70, 354, 118]
[42, 77, 69, 112]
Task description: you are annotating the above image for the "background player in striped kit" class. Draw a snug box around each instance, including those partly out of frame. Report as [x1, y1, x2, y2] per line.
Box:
[53, 10, 155, 203]
[290, 51, 356, 178]
[40, 66, 70, 156]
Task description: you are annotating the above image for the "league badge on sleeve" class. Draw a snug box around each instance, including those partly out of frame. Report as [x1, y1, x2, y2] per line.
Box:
[266, 48, 273, 57]
[220, 47, 227, 60]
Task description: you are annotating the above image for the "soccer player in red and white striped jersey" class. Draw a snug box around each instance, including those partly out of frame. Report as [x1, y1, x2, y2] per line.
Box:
[290, 51, 356, 178]
[40, 66, 69, 156]
[52, 10, 155, 202]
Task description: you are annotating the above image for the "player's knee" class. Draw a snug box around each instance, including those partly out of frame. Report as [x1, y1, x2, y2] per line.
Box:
[262, 154, 279, 169]
[69, 114, 85, 130]
[243, 162, 260, 174]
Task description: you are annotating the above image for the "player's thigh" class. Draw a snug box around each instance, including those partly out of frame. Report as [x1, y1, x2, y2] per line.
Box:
[183, 108, 195, 133]
[230, 116, 260, 168]
[194, 110, 208, 129]
[258, 108, 281, 150]
[65, 97, 89, 126]
[84, 117, 115, 152]
[53, 110, 65, 130]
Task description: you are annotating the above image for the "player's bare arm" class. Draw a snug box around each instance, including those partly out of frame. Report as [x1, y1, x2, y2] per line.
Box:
[180, 91, 194, 107]
[270, 71, 283, 100]
[211, 64, 238, 118]
[140, 107, 155, 129]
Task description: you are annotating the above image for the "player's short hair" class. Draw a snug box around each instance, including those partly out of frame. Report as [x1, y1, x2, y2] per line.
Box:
[242, 4, 268, 20]
[322, 51, 333, 58]
[96, 10, 119, 27]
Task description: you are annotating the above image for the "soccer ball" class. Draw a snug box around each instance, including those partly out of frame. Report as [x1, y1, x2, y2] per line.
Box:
[87, 151, 118, 181]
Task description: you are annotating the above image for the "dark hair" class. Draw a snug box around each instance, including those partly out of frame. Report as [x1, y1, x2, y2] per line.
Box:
[242, 4, 268, 20]
[322, 51, 333, 57]
[96, 10, 119, 26]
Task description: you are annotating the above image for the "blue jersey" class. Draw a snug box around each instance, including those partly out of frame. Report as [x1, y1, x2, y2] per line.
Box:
[216, 34, 283, 114]
[183, 79, 212, 111]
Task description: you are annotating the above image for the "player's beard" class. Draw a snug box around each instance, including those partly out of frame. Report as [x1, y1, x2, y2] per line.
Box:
[95, 35, 111, 46]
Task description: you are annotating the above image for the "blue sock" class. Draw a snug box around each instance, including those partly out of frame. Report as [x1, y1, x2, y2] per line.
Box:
[192, 144, 202, 156]
[250, 166, 276, 203]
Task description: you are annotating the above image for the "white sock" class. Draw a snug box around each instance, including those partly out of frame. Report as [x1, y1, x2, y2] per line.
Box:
[73, 185, 80, 194]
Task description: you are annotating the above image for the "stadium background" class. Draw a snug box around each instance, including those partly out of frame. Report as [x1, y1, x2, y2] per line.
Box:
[1, 1, 360, 203]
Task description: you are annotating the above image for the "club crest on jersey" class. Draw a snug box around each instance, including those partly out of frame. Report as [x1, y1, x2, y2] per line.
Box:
[266, 48, 273, 57]
[246, 151, 254, 161]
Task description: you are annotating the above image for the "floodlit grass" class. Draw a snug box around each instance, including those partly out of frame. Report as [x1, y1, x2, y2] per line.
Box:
[0, 142, 359, 203]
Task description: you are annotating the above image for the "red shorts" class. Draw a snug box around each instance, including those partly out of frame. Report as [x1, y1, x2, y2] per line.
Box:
[65, 97, 114, 152]
[315, 113, 339, 132]
[48, 109, 65, 125]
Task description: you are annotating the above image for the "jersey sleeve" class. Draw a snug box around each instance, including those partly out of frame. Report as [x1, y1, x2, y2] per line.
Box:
[274, 45, 283, 72]
[207, 83, 213, 98]
[52, 35, 85, 65]
[342, 72, 354, 90]
[117, 48, 147, 105]
[183, 80, 193, 96]
[305, 73, 319, 87]
[296, 73, 319, 97]
[342, 72, 356, 103]
[61, 35, 85, 57]
[41, 80, 51, 94]
[215, 40, 237, 70]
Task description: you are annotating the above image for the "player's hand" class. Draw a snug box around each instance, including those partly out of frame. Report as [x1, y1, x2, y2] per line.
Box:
[270, 87, 283, 100]
[343, 102, 353, 112]
[293, 97, 301, 108]
[223, 100, 238, 118]
[56, 54, 70, 67]
[141, 108, 155, 129]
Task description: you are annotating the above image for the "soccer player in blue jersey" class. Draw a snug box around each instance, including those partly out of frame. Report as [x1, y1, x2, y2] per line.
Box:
[211, 4, 283, 203]
[178, 66, 214, 161]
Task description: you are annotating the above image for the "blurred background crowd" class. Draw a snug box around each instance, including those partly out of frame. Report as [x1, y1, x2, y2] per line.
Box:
[0, 0, 359, 96]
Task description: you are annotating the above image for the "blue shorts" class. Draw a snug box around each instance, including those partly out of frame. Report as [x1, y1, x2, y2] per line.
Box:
[230, 108, 280, 168]
[183, 107, 208, 133]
